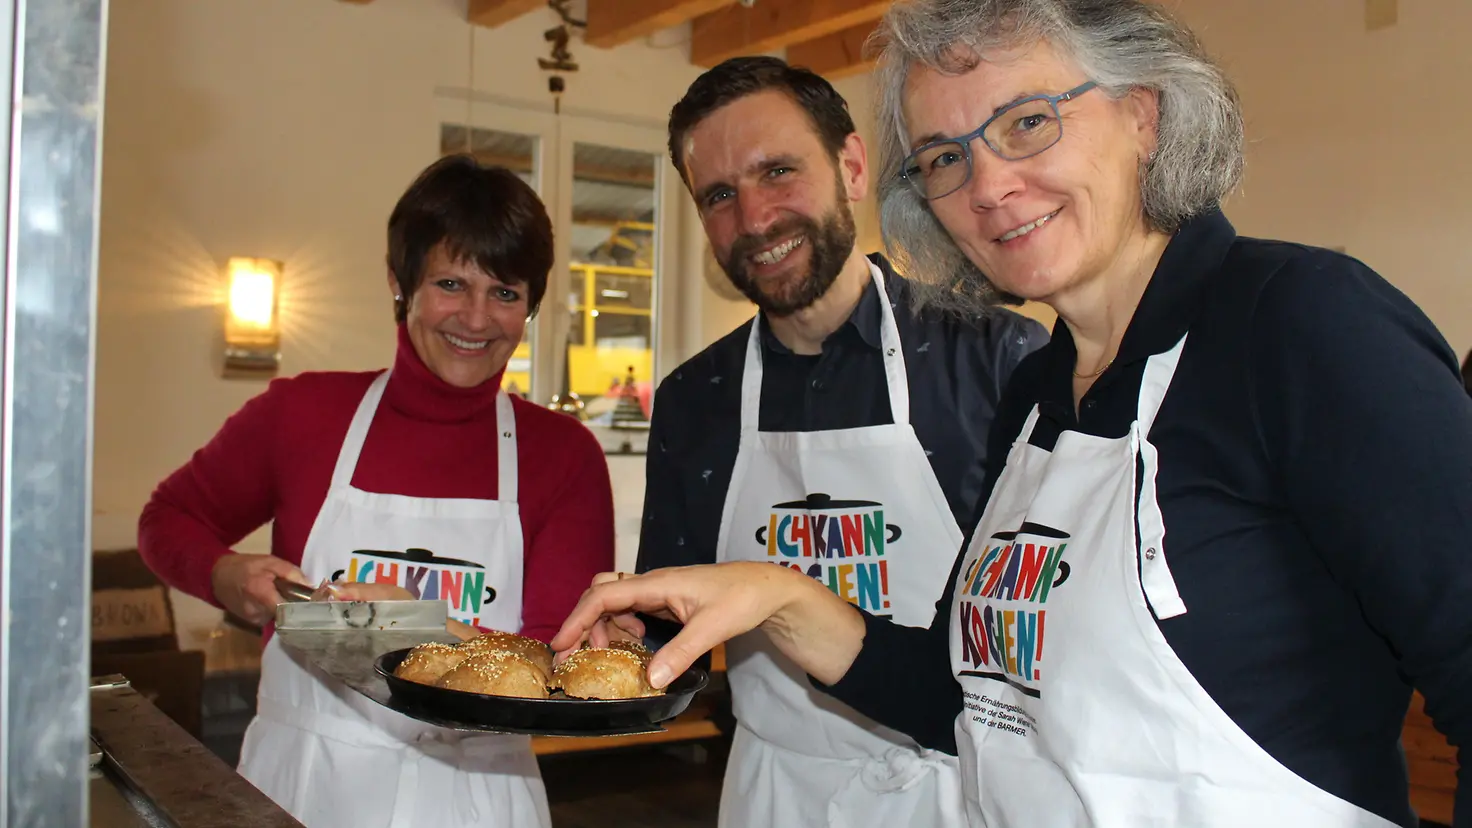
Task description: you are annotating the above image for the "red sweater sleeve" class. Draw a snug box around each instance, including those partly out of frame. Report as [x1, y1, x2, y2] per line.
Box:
[516, 405, 616, 643]
[137, 380, 285, 607]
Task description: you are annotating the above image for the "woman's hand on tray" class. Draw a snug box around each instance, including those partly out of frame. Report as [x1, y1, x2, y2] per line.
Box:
[210, 553, 311, 626]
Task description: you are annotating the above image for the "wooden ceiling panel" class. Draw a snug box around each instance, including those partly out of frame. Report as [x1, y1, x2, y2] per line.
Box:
[690, 0, 888, 68]
[786, 20, 880, 80]
[585, 0, 736, 49]
[468, 0, 546, 28]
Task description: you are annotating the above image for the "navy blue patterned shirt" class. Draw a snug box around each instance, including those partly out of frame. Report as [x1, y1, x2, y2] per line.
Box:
[636, 253, 1048, 584]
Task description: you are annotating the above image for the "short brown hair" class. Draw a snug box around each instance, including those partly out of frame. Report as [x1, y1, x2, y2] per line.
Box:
[387, 154, 554, 321]
[667, 56, 856, 186]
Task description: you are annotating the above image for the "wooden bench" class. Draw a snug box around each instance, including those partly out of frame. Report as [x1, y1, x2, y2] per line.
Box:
[1406, 691, 1459, 825]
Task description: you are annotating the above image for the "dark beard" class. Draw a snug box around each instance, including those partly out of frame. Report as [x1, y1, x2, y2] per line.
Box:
[719, 193, 857, 317]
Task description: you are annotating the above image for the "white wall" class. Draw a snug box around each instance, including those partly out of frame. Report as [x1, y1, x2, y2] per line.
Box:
[1176, 0, 1472, 355]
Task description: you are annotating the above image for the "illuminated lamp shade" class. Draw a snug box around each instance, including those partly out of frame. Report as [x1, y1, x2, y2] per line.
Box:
[223, 257, 282, 377]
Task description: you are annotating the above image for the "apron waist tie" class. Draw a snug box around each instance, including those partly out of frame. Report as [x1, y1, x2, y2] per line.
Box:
[825, 744, 960, 828]
[740, 723, 958, 828]
[255, 696, 530, 828]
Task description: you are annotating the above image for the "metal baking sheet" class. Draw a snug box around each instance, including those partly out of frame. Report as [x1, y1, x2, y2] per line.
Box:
[271, 600, 668, 737]
[272, 599, 459, 723]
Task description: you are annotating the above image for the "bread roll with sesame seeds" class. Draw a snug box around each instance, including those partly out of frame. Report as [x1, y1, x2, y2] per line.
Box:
[435, 651, 550, 699]
[457, 630, 554, 682]
[605, 639, 652, 662]
[393, 642, 469, 685]
[554, 647, 663, 699]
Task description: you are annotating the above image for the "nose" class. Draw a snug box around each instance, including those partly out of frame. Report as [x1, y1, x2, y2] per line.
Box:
[735, 188, 780, 237]
[459, 292, 493, 332]
[960, 140, 1024, 211]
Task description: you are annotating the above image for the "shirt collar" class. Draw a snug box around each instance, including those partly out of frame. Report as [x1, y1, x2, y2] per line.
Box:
[1037, 207, 1239, 409]
[759, 254, 890, 355]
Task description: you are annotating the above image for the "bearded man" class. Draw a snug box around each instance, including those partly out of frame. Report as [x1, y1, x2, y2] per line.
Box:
[633, 56, 1048, 828]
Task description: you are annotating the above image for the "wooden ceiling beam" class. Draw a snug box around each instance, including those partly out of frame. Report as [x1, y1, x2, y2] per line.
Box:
[786, 20, 880, 80]
[468, 0, 545, 28]
[585, 0, 735, 48]
[690, 0, 888, 68]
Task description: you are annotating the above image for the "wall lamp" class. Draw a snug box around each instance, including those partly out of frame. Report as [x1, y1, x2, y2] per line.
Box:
[223, 256, 281, 378]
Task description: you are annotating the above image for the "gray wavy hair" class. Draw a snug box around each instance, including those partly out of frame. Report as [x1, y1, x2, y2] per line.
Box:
[871, 0, 1244, 312]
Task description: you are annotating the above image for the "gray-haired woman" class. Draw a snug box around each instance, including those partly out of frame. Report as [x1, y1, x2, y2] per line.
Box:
[553, 1, 1472, 825]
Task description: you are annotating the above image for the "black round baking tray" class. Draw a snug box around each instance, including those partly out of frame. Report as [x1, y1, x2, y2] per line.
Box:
[373, 647, 709, 737]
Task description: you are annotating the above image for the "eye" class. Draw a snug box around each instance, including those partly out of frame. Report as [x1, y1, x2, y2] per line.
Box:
[495, 286, 521, 303]
[436, 278, 464, 292]
[766, 166, 793, 179]
[930, 151, 964, 171]
[704, 188, 734, 209]
[1012, 113, 1052, 134]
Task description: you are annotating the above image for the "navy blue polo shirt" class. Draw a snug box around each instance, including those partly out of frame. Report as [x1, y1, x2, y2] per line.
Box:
[824, 209, 1472, 828]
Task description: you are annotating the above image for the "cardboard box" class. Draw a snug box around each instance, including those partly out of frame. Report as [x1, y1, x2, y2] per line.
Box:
[91, 548, 204, 738]
[92, 548, 178, 655]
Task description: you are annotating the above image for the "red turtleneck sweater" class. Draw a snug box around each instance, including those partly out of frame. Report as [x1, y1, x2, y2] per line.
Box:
[137, 325, 615, 643]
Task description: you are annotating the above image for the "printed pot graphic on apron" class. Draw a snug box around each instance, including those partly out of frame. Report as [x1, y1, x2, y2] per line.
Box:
[949, 335, 1398, 828]
[755, 493, 903, 616]
[954, 521, 1071, 697]
[237, 370, 551, 828]
[715, 263, 966, 828]
[330, 547, 498, 626]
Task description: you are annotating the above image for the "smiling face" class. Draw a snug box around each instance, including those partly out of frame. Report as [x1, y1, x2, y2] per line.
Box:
[902, 39, 1158, 303]
[393, 242, 527, 388]
[681, 89, 865, 316]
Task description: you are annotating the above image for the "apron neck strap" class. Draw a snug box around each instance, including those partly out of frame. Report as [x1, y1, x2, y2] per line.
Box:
[495, 391, 518, 503]
[871, 262, 911, 426]
[331, 371, 391, 490]
[1136, 334, 1188, 438]
[738, 261, 911, 431]
[330, 370, 519, 502]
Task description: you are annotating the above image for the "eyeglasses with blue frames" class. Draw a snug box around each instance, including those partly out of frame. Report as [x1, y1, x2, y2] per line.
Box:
[900, 80, 1098, 200]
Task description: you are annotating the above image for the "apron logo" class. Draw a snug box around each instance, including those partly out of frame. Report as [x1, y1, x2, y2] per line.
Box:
[955, 522, 1072, 702]
[753, 493, 902, 616]
[330, 547, 498, 626]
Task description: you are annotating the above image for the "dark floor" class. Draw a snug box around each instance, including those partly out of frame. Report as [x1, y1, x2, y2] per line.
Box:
[540, 738, 730, 828]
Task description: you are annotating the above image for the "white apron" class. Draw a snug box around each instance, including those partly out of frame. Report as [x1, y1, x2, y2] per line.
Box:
[948, 335, 1400, 827]
[237, 371, 552, 828]
[715, 262, 967, 828]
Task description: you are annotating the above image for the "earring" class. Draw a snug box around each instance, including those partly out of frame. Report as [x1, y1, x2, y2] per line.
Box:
[394, 294, 403, 301]
[1147, 149, 1158, 162]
